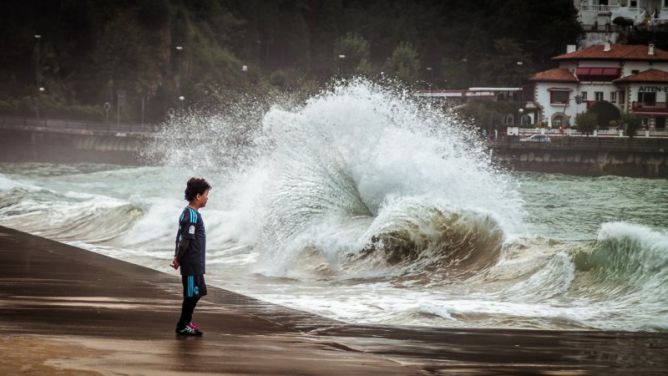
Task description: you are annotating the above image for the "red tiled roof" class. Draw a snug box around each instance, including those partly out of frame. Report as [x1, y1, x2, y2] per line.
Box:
[529, 68, 578, 82]
[553, 44, 668, 61]
[614, 69, 668, 83]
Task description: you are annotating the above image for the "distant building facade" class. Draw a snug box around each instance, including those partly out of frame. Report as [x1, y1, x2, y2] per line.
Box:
[574, 0, 668, 46]
[529, 43, 668, 129]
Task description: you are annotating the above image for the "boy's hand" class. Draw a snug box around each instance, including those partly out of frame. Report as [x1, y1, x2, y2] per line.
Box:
[170, 257, 180, 270]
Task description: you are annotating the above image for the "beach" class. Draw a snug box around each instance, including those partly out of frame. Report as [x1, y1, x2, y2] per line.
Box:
[1, 225, 667, 375]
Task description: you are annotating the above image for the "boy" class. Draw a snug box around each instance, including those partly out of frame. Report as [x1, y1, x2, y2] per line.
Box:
[171, 177, 211, 336]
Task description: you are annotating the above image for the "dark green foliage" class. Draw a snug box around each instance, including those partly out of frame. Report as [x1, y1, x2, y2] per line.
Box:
[457, 101, 523, 133]
[576, 112, 597, 136]
[334, 33, 371, 77]
[588, 101, 621, 129]
[0, 0, 583, 122]
[621, 113, 642, 138]
[625, 29, 668, 51]
[384, 42, 420, 84]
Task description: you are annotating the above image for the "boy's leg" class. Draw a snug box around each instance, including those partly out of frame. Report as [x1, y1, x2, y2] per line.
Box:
[176, 275, 205, 331]
[177, 296, 200, 329]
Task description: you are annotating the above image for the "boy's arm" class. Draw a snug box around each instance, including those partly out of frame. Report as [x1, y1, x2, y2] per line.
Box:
[171, 209, 196, 269]
[174, 235, 190, 263]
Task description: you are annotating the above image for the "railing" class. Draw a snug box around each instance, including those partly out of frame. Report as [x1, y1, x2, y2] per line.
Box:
[580, 5, 619, 12]
[492, 135, 668, 153]
[631, 101, 668, 113]
[506, 126, 668, 138]
[0, 116, 161, 134]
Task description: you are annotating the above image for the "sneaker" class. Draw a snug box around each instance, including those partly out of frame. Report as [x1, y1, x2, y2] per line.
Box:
[176, 325, 202, 336]
[188, 322, 201, 330]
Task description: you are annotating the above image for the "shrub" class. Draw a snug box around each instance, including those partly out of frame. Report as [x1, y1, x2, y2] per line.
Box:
[576, 112, 597, 136]
[588, 100, 620, 129]
[621, 113, 642, 138]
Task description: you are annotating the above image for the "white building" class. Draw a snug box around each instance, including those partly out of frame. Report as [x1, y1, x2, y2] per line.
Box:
[529, 43, 668, 129]
[575, 0, 668, 46]
[576, 0, 668, 28]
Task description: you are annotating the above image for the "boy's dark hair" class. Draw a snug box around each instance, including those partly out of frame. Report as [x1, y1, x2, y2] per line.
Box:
[185, 177, 211, 201]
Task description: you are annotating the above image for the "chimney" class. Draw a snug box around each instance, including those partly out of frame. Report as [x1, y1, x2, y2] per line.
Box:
[567, 44, 577, 54]
[604, 43, 611, 52]
[649, 43, 655, 55]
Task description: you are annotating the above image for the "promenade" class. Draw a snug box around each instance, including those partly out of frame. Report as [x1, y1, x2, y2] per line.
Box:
[1, 225, 667, 375]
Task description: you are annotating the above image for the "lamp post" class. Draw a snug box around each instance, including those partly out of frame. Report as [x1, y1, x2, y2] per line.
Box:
[518, 107, 524, 126]
[516, 60, 524, 89]
[104, 102, 111, 124]
[34, 34, 42, 90]
[175, 45, 184, 106]
[338, 54, 346, 76]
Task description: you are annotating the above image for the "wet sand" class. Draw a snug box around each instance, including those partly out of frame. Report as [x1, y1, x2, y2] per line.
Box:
[1, 225, 666, 375]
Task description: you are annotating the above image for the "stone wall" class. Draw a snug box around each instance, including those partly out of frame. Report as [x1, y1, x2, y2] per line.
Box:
[491, 137, 668, 178]
[0, 128, 152, 165]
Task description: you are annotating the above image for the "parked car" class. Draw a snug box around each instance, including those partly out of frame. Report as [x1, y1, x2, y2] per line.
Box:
[520, 134, 551, 143]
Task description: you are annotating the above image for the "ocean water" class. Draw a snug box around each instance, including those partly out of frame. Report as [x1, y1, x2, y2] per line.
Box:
[1, 80, 667, 331]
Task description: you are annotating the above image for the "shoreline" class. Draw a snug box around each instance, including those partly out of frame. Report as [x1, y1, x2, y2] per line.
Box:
[1, 225, 667, 375]
[2, 118, 667, 178]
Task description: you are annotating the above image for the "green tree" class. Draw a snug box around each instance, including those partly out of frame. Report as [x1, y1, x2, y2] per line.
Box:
[310, 0, 342, 75]
[385, 42, 420, 84]
[621, 113, 642, 138]
[576, 112, 597, 136]
[457, 101, 522, 134]
[478, 39, 531, 86]
[334, 33, 371, 76]
[441, 56, 469, 89]
[588, 101, 621, 129]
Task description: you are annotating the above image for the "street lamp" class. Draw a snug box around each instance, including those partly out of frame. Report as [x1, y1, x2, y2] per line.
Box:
[104, 102, 111, 124]
[337, 54, 346, 75]
[516, 61, 524, 88]
[518, 108, 524, 126]
[175, 45, 184, 105]
[34, 34, 42, 97]
[425, 66, 433, 104]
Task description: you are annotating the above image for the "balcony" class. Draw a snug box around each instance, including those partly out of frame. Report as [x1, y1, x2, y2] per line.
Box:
[631, 102, 668, 114]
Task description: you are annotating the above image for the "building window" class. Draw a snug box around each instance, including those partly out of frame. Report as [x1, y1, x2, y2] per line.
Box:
[610, 92, 617, 103]
[595, 91, 604, 101]
[638, 92, 656, 105]
[550, 90, 570, 104]
[581, 91, 588, 101]
[630, 0, 638, 8]
[619, 90, 625, 104]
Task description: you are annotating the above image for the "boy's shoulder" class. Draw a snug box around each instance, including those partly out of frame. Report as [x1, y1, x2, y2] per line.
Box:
[179, 207, 202, 224]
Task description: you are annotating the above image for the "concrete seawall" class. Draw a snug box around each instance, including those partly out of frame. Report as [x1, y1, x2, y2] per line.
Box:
[2, 225, 668, 374]
[491, 136, 668, 178]
[0, 124, 154, 165]
[2, 116, 668, 178]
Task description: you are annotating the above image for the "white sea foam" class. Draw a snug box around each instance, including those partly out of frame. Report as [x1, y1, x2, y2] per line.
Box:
[1, 81, 668, 331]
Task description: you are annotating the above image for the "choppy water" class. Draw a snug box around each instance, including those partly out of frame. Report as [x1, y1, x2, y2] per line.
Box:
[1, 81, 667, 331]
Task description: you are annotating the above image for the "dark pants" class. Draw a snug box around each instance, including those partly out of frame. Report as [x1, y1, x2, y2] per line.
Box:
[177, 296, 200, 329]
[177, 274, 207, 329]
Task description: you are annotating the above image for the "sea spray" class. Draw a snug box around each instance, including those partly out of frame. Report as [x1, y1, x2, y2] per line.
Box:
[1, 80, 667, 331]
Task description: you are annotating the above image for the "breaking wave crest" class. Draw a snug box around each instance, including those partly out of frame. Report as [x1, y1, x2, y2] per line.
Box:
[204, 80, 524, 280]
[2, 80, 667, 331]
[573, 222, 668, 298]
